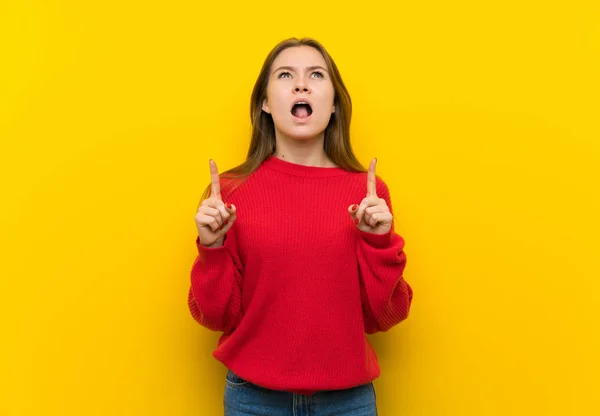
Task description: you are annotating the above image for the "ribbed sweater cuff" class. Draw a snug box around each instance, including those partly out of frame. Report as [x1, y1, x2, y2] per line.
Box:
[195, 235, 228, 256]
[358, 229, 393, 248]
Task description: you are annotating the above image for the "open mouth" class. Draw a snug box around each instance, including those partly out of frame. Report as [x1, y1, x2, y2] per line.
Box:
[291, 103, 313, 119]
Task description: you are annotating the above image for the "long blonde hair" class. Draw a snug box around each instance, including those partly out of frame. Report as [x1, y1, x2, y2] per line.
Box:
[199, 37, 366, 203]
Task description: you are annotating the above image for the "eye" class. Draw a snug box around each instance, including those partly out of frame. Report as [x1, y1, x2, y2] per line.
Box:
[276, 71, 325, 79]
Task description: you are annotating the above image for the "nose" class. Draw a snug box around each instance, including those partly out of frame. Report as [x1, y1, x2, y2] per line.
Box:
[294, 77, 310, 93]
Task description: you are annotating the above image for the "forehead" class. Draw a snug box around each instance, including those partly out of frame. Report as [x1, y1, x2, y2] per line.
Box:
[271, 46, 327, 68]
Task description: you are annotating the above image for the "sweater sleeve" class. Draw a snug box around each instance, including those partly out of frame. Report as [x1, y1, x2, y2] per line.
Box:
[356, 178, 413, 334]
[188, 225, 244, 334]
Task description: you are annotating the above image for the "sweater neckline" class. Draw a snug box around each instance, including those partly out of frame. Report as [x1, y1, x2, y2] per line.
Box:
[262, 155, 351, 177]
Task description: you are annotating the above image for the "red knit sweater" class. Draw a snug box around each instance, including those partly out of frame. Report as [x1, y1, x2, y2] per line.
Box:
[188, 155, 413, 395]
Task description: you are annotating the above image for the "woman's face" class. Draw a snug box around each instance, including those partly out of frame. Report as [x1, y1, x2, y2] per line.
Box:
[262, 46, 335, 140]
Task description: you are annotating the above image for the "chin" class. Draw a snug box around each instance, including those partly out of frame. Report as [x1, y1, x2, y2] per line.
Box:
[283, 128, 326, 140]
[278, 120, 329, 140]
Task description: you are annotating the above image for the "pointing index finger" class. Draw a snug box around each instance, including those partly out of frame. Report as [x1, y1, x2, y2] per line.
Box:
[209, 159, 221, 200]
[367, 158, 377, 196]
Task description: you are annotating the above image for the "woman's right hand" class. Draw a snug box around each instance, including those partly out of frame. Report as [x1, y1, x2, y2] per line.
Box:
[195, 159, 237, 248]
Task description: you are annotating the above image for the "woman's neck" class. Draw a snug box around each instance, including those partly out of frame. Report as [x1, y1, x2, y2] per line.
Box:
[273, 133, 337, 168]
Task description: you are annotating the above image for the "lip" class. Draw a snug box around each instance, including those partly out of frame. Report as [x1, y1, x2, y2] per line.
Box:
[290, 97, 313, 123]
[290, 97, 314, 111]
[291, 113, 313, 124]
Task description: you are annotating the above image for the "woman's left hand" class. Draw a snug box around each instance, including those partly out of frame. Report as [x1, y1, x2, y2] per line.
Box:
[348, 158, 392, 235]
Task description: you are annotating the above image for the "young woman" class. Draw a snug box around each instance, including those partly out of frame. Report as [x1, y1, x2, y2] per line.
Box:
[188, 37, 413, 416]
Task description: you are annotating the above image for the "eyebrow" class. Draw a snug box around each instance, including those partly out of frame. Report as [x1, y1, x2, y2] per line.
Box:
[272, 65, 329, 75]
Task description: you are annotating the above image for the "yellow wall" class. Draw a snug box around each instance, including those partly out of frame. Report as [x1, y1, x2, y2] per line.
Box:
[1, 1, 599, 414]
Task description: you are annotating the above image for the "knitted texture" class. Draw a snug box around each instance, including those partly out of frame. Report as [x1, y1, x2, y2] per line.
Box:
[188, 155, 413, 395]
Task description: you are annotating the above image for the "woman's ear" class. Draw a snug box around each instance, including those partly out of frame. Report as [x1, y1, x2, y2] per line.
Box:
[331, 104, 335, 113]
[262, 98, 270, 114]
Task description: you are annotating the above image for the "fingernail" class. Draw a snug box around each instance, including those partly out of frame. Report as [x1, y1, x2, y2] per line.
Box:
[224, 220, 229, 225]
[226, 202, 232, 209]
[351, 204, 358, 211]
[355, 217, 359, 225]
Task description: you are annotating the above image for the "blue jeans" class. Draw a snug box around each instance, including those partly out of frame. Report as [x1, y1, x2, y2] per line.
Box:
[223, 369, 378, 416]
